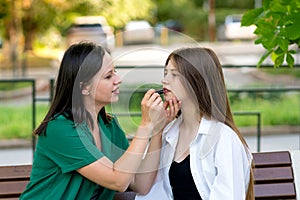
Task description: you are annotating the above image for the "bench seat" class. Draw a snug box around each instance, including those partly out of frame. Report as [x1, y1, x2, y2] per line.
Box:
[0, 151, 297, 199]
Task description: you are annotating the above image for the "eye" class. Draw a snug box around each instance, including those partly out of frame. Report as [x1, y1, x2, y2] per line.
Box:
[164, 69, 168, 77]
[105, 74, 112, 79]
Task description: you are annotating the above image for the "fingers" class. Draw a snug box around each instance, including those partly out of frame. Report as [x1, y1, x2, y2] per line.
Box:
[141, 89, 155, 105]
[165, 97, 181, 121]
[143, 89, 163, 107]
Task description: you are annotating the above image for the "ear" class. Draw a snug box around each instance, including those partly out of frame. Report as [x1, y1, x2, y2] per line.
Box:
[80, 82, 90, 96]
[82, 89, 90, 96]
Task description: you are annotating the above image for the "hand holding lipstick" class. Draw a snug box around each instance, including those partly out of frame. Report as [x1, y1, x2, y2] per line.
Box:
[155, 89, 164, 94]
[141, 89, 180, 134]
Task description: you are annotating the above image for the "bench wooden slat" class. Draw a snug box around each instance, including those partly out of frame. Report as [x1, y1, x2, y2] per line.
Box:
[254, 182, 296, 199]
[0, 165, 31, 181]
[254, 166, 294, 184]
[0, 180, 29, 197]
[0, 151, 297, 200]
[253, 151, 291, 168]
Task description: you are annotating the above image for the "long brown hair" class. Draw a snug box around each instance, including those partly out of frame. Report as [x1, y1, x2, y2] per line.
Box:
[166, 47, 254, 199]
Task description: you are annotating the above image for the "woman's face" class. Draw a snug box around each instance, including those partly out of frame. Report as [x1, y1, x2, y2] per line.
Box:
[87, 52, 122, 107]
[161, 61, 187, 102]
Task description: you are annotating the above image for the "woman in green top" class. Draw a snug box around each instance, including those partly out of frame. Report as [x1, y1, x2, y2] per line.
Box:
[20, 42, 180, 200]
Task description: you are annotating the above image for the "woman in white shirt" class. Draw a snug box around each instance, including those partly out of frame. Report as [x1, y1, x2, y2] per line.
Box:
[136, 47, 254, 200]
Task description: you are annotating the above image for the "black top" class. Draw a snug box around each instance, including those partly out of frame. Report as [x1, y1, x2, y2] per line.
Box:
[169, 155, 202, 200]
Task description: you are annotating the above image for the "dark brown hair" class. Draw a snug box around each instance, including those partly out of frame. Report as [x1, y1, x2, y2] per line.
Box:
[34, 42, 111, 136]
[165, 47, 254, 199]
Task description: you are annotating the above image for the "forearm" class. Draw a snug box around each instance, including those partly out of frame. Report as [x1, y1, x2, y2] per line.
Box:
[130, 132, 162, 194]
[78, 125, 153, 192]
[112, 125, 153, 187]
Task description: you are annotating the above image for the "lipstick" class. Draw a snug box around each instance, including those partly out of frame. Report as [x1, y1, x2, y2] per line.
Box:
[155, 89, 164, 94]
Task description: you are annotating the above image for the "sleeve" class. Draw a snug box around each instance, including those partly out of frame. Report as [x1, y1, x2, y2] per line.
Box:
[43, 117, 104, 173]
[208, 127, 250, 200]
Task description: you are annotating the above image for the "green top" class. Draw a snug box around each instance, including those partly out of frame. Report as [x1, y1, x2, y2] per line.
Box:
[20, 113, 129, 200]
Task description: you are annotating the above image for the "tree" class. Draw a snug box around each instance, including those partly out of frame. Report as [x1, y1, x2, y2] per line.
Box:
[0, 0, 155, 76]
[242, 0, 300, 67]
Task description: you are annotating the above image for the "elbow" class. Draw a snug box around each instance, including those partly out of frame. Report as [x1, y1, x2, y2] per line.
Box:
[114, 182, 131, 192]
[136, 187, 151, 195]
[132, 183, 152, 195]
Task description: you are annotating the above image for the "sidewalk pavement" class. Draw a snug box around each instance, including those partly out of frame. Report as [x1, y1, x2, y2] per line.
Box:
[0, 133, 299, 166]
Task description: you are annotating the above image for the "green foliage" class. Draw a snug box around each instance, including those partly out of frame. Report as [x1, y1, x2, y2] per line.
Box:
[242, 0, 300, 67]
[0, 0, 8, 19]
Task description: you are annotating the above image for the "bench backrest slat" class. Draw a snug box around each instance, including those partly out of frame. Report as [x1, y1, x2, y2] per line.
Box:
[0, 165, 31, 181]
[253, 151, 291, 168]
[254, 182, 296, 199]
[254, 166, 294, 184]
[0, 181, 29, 197]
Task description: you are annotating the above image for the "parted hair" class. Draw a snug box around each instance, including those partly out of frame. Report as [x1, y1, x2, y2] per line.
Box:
[165, 47, 254, 200]
[34, 42, 111, 136]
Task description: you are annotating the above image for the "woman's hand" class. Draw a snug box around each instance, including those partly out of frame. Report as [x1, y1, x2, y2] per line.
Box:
[140, 89, 181, 134]
[163, 97, 181, 125]
[140, 89, 164, 128]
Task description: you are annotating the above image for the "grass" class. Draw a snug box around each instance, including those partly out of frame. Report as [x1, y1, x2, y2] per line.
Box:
[0, 93, 299, 140]
[0, 103, 49, 139]
[262, 67, 300, 78]
[231, 94, 300, 126]
[0, 82, 32, 91]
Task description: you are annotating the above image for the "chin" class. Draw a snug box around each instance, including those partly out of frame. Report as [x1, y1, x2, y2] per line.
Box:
[111, 98, 119, 103]
[164, 94, 175, 102]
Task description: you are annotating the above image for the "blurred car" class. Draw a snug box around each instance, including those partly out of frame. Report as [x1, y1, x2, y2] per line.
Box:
[123, 20, 155, 44]
[66, 16, 115, 51]
[164, 19, 184, 32]
[155, 19, 184, 34]
[223, 14, 256, 40]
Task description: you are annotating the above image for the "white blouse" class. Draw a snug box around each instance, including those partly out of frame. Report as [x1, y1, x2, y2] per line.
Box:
[136, 116, 252, 200]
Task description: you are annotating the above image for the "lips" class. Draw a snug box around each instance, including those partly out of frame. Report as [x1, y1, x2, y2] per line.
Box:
[163, 88, 170, 94]
[112, 87, 119, 93]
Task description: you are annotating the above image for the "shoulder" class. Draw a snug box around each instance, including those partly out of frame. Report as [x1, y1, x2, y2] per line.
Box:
[221, 123, 240, 140]
[46, 114, 77, 137]
[48, 114, 74, 128]
[215, 122, 248, 154]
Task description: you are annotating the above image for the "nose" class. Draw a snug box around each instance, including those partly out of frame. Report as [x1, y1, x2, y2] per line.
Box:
[114, 74, 122, 85]
[161, 76, 168, 85]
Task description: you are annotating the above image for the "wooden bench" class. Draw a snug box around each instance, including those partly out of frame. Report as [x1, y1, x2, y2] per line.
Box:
[0, 164, 135, 200]
[253, 151, 297, 199]
[0, 165, 31, 200]
[0, 151, 297, 199]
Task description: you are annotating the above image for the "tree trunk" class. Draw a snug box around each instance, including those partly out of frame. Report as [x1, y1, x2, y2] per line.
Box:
[208, 0, 216, 42]
[5, 0, 24, 77]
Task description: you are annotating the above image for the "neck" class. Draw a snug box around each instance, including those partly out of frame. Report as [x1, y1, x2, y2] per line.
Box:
[84, 99, 104, 130]
[180, 100, 201, 127]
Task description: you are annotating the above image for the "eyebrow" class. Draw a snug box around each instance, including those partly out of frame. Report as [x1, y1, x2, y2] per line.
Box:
[108, 68, 114, 73]
[102, 67, 115, 76]
[165, 68, 178, 72]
